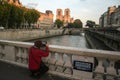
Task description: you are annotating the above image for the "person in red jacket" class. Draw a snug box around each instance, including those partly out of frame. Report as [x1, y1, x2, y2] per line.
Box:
[28, 40, 49, 78]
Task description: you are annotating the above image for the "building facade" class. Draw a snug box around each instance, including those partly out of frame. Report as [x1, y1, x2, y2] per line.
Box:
[36, 10, 54, 29]
[56, 9, 63, 21]
[110, 6, 120, 26]
[99, 6, 120, 27]
[4, 0, 22, 6]
[56, 8, 74, 26]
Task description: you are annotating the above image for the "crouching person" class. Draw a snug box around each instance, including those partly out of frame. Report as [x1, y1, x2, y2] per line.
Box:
[28, 40, 49, 79]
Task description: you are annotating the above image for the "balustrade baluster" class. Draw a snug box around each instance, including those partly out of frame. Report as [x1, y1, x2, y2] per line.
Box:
[56, 53, 64, 72]
[106, 59, 117, 80]
[15, 47, 18, 61]
[118, 69, 120, 79]
[15, 47, 22, 62]
[0, 45, 5, 59]
[94, 58, 105, 80]
[48, 51, 56, 71]
[21, 48, 28, 64]
[118, 69, 120, 76]
[64, 54, 72, 75]
[0, 45, 2, 58]
[42, 51, 50, 66]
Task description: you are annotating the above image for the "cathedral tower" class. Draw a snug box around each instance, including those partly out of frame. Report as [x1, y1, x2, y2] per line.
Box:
[64, 8, 71, 24]
[56, 9, 63, 21]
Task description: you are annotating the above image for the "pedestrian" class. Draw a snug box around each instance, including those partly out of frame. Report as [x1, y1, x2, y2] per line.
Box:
[28, 40, 49, 78]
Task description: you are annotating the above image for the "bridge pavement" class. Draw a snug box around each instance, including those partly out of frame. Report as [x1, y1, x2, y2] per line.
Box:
[0, 61, 71, 80]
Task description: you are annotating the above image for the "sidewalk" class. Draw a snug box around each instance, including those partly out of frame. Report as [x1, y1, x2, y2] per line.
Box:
[0, 61, 71, 80]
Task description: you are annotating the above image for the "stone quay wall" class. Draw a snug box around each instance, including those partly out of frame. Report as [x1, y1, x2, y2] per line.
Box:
[85, 28, 120, 51]
[0, 29, 63, 41]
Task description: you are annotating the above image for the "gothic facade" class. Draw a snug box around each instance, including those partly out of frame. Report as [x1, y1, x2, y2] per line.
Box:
[56, 8, 74, 26]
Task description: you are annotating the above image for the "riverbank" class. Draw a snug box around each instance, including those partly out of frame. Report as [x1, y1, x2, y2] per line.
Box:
[0, 29, 63, 41]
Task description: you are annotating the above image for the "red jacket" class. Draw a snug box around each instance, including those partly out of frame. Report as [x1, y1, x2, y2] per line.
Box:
[28, 46, 49, 70]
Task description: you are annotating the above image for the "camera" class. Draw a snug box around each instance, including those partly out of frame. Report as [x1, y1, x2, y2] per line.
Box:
[41, 41, 47, 47]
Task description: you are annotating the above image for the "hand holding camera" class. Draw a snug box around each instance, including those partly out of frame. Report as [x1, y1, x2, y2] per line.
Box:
[40, 41, 48, 51]
[41, 41, 47, 47]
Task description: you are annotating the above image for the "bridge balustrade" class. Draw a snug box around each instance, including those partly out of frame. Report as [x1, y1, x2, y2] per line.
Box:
[0, 40, 120, 80]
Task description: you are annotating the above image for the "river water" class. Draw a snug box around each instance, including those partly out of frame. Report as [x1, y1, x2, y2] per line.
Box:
[30, 34, 90, 49]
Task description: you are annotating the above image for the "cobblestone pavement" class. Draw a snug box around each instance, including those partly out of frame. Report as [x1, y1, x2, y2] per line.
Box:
[0, 61, 71, 80]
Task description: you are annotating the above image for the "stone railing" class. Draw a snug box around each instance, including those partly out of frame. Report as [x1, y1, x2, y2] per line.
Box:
[0, 40, 120, 80]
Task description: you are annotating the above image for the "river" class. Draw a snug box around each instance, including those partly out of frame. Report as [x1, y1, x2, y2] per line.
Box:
[29, 33, 90, 49]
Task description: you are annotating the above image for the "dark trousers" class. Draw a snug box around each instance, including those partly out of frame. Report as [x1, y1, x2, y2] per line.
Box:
[30, 61, 49, 78]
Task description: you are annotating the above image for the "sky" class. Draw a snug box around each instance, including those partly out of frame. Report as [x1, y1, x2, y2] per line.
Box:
[20, 0, 120, 26]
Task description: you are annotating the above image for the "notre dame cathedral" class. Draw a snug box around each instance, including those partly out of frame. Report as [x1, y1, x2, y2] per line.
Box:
[56, 8, 74, 26]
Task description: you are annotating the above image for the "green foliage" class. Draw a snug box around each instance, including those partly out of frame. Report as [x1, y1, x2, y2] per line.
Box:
[67, 23, 74, 28]
[55, 19, 63, 28]
[86, 20, 96, 28]
[0, 2, 40, 29]
[0, 1, 11, 28]
[8, 4, 24, 28]
[73, 19, 83, 28]
[15, 7, 24, 28]
[67, 19, 83, 28]
[24, 9, 40, 27]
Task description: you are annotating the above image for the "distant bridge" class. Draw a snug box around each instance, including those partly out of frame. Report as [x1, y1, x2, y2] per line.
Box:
[62, 28, 86, 35]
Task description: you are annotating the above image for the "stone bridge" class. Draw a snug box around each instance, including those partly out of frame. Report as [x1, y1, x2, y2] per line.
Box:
[0, 40, 120, 80]
[62, 28, 85, 35]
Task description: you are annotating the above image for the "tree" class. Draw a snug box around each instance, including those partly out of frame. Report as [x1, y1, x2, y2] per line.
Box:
[8, 5, 24, 29]
[0, 1, 11, 28]
[0, 1, 40, 29]
[67, 23, 74, 28]
[24, 9, 40, 28]
[73, 19, 83, 28]
[0, 1, 25, 29]
[86, 20, 96, 28]
[54, 19, 63, 28]
[15, 7, 24, 28]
